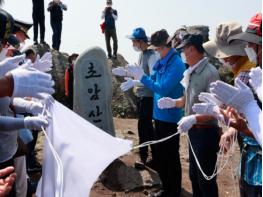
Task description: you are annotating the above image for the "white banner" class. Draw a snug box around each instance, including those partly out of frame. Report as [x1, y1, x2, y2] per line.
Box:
[36, 101, 132, 197]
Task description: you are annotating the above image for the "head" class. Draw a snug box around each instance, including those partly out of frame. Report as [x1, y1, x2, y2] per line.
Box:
[228, 13, 262, 66]
[127, 27, 149, 52]
[203, 22, 247, 67]
[68, 53, 79, 64]
[0, 9, 19, 48]
[15, 31, 27, 43]
[148, 29, 171, 58]
[106, 0, 112, 7]
[176, 34, 204, 66]
[24, 48, 36, 63]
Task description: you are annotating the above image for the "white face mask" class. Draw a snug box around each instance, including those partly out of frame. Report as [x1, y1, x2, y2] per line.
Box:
[133, 46, 141, 52]
[180, 52, 187, 63]
[0, 47, 8, 61]
[245, 46, 257, 64]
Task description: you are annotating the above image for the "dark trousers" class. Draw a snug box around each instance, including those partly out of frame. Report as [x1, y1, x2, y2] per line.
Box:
[26, 131, 39, 168]
[51, 20, 62, 51]
[137, 97, 154, 162]
[153, 120, 182, 197]
[104, 29, 118, 56]
[0, 158, 16, 197]
[188, 126, 221, 197]
[240, 180, 262, 197]
[33, 13, 45, 42]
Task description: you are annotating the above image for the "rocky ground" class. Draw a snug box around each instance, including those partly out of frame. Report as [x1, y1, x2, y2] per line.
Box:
[36, 118, 241, 197]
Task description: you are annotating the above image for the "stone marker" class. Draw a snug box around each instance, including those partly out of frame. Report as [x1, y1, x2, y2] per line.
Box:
[73, 46, 115, 136]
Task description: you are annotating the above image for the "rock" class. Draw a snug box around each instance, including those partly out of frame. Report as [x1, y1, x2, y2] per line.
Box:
[73, 46, 115, 136]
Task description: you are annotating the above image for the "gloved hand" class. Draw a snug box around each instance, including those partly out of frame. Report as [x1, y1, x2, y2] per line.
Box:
[24, 116, 49, 130]
[112, 67, 127, 77]
[0, 54, 26, 76]
[198, 92, 223, 106]
[158, 97, 177, 109]
[177, 115, 197, 133]
[12, 98, 44, 116]
[120, 77, 140, 91]
[192, 103, 225, 124]
[249, 67, 262, 102]
[8, 67, 55, 99]
[210, 78, 255, 114]
[125, 65, 145, 80]
[22, 53, 53, 72]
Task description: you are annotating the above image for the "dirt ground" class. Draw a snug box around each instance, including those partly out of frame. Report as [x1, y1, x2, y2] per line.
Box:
[36, 118, 241, 197]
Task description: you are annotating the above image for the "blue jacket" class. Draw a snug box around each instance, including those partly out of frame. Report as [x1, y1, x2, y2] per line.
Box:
[141, 48, 185, 123]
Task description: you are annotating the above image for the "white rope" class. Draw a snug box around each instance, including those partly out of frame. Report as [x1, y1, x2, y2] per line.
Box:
[41, 104, 64, 197]
[132, 118, 238, 181]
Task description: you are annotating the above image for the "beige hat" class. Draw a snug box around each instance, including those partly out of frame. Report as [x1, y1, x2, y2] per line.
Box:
[203, 22, 247, 58]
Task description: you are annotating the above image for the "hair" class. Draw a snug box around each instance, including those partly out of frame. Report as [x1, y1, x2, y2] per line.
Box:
[68, 53, 79, 64]
[24, 48, 36, 57]
[188, 43, 205, 54]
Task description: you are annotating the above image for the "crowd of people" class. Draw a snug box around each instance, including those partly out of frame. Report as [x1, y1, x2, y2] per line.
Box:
[0, 0, 261, 197]
[112, 13, 262, 197]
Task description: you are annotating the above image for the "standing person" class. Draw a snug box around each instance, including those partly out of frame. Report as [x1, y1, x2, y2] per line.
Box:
[203, 21, 261, 197]
[101, 0, 118, 59]
[32, 0, 46, 45]
[124, 29, 185, 197]
[47, 0, 67, 51]
[65, 53, 78, 110]
[112, 27, 159, 167]
[158, 34, 221, 197]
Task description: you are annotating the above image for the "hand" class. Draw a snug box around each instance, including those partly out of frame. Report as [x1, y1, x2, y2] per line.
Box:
[23, 53, 53, 72]
[112, 67, 127, 77]
[249, 67, 262, 102]
[26, 101, 44, 116]
[24, 116, 49, 130]
[120, 77, 140, 92]
[178, 115, 197, 133]
[0, 167, 16, 197]
[219, 128, 237, 154]
[220, 107, 250, 133]
[8, 67, 55, 99]
[0, 54, 25, 76]
[210, 78, 255, 114]
[125, 65, 145, 80]
[158, 97, 177, 109]
[192, 103, 225, 124]
[198, 92, 223, 106]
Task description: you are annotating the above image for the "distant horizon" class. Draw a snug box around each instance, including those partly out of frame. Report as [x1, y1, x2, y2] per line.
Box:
[3, 0, 262, 63]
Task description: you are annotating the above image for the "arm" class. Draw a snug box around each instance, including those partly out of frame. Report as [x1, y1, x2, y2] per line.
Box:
[101, 10, 105, 20]
[61, 2, 67, 10]
[47, 2, 54, 11]
[141, 61, 185, 96]
[0, 75, 14, 97]
[112, 9, 118, 20]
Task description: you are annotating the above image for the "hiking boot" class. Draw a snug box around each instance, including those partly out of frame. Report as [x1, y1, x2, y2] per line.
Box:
[33, 41, 38, 45]
[108, 54, 112, 59]
[40, 40, 47, 45]
[113, 54, 117, 59]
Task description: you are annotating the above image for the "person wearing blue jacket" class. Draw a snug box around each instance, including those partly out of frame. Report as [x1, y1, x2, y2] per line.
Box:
[124, 29, 186, 197]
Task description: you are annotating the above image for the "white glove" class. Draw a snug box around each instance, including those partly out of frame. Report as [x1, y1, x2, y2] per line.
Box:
[22, 53, 53, 72]
[8, 67, 55, 99]
[178, 115, 197, 133]
[249, 67, 262, 102]
[120, 77, 140, 92]
[0, 54, 26, 76]
[12, 98, 44, 116]
[192, 103, 225, 124]
[210, 78, 255, 114]
[112, 67, 127, 77]
[125, 65, 145, 80]
[24, 116, 49, 130]
[158, 97, 177, 109]
[198, 92, 223, 106]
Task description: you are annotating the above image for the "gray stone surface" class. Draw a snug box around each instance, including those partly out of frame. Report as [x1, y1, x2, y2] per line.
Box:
[73, 46, 115, 136]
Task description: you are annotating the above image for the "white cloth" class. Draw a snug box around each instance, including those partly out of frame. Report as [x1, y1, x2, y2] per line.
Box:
[36, 101, 132, 197]
[180, 57, 206, 89]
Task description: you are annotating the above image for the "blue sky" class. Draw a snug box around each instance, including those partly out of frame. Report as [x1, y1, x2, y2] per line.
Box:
[3, 0, 262, 64]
